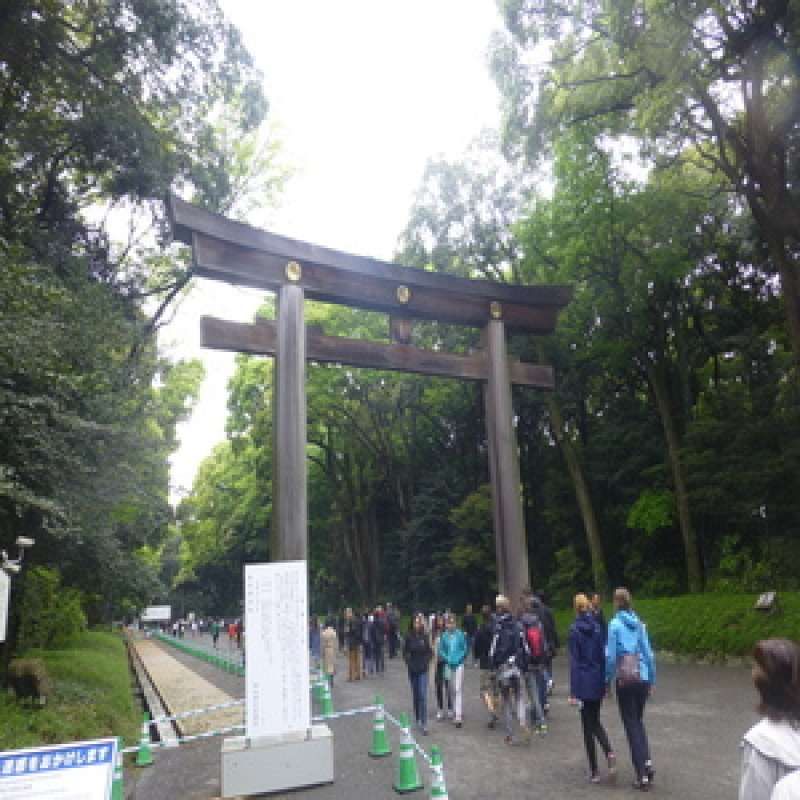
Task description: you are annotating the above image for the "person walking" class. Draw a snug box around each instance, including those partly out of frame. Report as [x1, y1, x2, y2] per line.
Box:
[211, 619, 221, 649]
[605, 587, 656, 791]
[569, 593, 617, 783]
[739, 638, 800, 800]
[404, 613, 434, 735]
[363, 613, 375, 676]
[321, 622, 337, 686]
[519, 596, 548, 735]
[309, 616, 321, 670]
[462, 604, 478, 666]
[372, 607, 386, 674]
[474, 604, 499, 728]
[490, 594, 527, 744]
[431, 614, 453, 721]
[387, 603, 399, 659]
[344, 608, 361, 682]
[534, 592, 559, 702]
[439, 613, 468, 727]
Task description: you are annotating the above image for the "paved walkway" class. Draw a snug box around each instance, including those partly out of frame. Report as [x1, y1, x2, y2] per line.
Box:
[128, 633, 756, 799]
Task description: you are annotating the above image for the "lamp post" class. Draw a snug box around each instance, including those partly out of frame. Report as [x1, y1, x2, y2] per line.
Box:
[1, 536, 35, 673]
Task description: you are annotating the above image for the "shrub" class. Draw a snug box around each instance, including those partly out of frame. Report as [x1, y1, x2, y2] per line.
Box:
[16, 567, 87, 651]
[7, 658, 52, 705]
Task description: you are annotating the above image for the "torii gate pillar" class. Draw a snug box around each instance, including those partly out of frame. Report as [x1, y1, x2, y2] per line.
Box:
[271, 283, 307, 561]
[485, 316, 530, 609]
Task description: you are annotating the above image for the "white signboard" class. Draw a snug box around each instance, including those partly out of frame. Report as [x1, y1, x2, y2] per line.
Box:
[140, 605, 171, 622]
[245, 561, 310, 739]
[0, 738, 116, 799]
[0, 570, 9, 643]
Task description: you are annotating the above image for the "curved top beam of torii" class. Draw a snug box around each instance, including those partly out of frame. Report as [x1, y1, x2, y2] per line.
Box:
[168, 195, 572, 334]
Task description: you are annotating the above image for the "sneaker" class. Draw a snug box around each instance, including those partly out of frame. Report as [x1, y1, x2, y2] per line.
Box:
[455, 720, 462, 728]
[504, 735, 513, 745]
[436, 711, 443, 721]
[589, 773, 601, 784]
[421, 726, 429, 736]
[633, 776, 651, 792]
[538, 723, 548, 735]
[547, 678, 554, 695]
[447, 710, 455, 720]
[644, 761, 655, 784]
[607, 752, 617, 775]
[543, 702, 550, 715]
[487, 716, 497, 730]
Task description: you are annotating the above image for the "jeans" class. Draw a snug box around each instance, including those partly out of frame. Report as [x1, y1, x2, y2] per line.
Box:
[617, 682, 651, 779]
[374, 644, 385, 673]
[523, 669, 545, 726]
[500, 678, 527, 737]
[435, 661, 452, 712]
[580, 698, 613, 775]
[408, 669, 428, 726]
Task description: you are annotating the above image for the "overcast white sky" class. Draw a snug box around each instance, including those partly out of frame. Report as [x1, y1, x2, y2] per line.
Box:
[160, 1, 504, 503]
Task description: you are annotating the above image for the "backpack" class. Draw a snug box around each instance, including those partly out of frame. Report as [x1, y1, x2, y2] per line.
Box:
[525, 620, 545, 663]
[491, 620, 520, 668]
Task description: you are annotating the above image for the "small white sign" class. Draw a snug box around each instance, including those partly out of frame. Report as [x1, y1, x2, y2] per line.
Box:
[245, 562, 310, 739]
[0, 738, 116, 799]
[0, 571, 9, 643]
[140, 605, 171, 622]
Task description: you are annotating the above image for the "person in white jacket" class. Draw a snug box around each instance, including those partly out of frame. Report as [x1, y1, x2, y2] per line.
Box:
[771, 770, 800, 800]
[740, 639, 800, 800]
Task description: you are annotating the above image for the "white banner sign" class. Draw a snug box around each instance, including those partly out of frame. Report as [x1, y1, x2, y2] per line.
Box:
[245, 561, 310, 739]
[0, 738, 116, 799]
[0, 571, 9, 644]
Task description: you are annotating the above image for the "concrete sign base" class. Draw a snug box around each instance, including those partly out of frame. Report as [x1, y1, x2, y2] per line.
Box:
[220, 724, 334, 797]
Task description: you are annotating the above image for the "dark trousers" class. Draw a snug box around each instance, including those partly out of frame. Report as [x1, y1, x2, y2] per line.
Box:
[580, 699, 613, 775]
[435, 662, 452, 711]
[408, 668, 428, 726]
[616, 683, 651, 778]
[375, 644, 385, 673]
[388, 630, 398, 658]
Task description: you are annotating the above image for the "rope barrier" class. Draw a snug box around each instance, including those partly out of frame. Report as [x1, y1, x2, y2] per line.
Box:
[384, 708, 433, 766]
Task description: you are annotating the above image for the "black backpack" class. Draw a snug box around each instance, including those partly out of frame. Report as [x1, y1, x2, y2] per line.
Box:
[491, 619, 521, 668]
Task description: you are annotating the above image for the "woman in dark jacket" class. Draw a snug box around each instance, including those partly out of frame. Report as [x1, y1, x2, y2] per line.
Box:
[569, 593, 617, 784]
[403, 613, 433, 734]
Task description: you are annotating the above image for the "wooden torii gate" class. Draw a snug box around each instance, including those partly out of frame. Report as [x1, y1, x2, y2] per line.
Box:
[169, 196, 571, 607]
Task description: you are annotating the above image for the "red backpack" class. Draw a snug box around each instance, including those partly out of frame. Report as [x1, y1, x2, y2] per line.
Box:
[526, 621, 545, 663]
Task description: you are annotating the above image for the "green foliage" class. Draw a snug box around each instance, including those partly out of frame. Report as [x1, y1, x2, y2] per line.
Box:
[16, 567, 87, 651]
[628, 490, 674, 538]
[556, 593, 800, 658]
[0, 632, 140, 750]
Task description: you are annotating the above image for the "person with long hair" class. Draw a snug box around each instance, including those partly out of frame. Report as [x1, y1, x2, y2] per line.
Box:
[431, 614, 453, 721]
[605, 587, 656, 791]
[739, 638, 800, 800]
[403, 613, 433, 735]
[569, 593, 616, 783]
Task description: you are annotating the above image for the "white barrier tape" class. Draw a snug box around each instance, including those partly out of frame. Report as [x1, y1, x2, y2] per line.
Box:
[310, 704, 377, 722]
[383, 709, 433, 766]
[146, 698, 245, 727]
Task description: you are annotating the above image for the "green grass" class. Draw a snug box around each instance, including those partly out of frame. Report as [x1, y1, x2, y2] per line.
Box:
[0, 631, 141, 751]
[555, 592, 800, 658]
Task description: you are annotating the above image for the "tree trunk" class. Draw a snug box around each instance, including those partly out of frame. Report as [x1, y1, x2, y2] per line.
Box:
[772, 239, 800, 369]
[547, 395, 608, 594]
[647, 363, 703, 593]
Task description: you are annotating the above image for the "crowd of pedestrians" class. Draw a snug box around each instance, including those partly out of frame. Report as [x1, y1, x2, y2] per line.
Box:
[310, 591, 800, 798]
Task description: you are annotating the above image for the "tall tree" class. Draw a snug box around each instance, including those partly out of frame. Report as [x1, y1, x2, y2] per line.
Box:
[495, 0, 800, 364]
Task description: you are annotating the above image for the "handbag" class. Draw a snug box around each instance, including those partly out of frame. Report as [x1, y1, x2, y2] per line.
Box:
[616, 652, 642, 687]
[616, 622, 644, 687]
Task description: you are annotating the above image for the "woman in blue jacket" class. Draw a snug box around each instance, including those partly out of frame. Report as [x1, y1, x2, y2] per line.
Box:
[438, 614, 468, 727]
[569, 593, 617, 783]
[605, 587, 656, 791]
